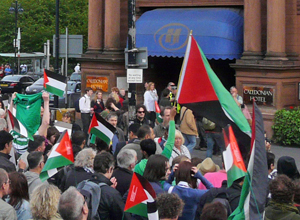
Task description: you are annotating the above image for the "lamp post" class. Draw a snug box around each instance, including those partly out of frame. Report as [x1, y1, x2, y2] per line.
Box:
[9, 0, 23, 74]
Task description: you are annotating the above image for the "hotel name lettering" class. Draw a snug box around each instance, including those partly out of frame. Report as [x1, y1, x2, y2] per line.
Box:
[243, 86, 274, 106]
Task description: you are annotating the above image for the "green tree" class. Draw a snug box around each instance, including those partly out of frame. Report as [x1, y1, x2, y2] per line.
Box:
[0, 0, 88, 65]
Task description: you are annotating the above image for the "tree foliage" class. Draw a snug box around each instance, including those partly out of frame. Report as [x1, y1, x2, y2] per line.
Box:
[0, 0, 88, 64]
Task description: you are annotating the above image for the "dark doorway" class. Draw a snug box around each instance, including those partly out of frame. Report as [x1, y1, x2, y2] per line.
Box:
[140, 56, 236, 97]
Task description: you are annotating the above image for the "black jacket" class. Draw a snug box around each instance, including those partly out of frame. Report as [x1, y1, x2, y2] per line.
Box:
[133, 117, 149, 126]
[90, 173, 131, 220]
[60, 166, 94, 192]
[0, 152, 16, 173]
[226, 181, 242, 211]
[112, 167, 133, 197]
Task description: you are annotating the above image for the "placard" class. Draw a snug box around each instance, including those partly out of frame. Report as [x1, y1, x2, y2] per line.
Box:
[127, 69, 143, 83]
[86, 76, 108, 92]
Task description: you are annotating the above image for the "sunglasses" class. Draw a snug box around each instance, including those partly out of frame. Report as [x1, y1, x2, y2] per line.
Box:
[137, 111, 145, 114]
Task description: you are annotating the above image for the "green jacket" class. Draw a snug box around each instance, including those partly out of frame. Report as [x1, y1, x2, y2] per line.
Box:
[264, 201, 300, 220]
[134, 120, 176, 176]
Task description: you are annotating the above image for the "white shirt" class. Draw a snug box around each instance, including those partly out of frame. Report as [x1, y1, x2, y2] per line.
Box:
[169, 145, 191, 165]
[144, 90, 158, 112]
[79, 94, 91, 113]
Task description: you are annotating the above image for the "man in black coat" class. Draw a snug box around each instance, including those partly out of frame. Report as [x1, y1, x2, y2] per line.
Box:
[90, 152, 131, 220]
[112, 149, 137, 196]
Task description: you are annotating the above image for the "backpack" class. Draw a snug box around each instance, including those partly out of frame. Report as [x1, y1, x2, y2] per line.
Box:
[202, 117, 216, 131]
[77, 180, 107, 220]
[211, 190, 240, 217]
[211, 192, 233, 217]
[75, 96, 86, 113]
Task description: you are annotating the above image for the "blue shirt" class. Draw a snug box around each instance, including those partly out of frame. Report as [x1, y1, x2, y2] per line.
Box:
[164, 171, 214, 220]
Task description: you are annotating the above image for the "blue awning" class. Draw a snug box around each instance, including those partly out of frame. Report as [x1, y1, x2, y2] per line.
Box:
[136, 8, 244, 60]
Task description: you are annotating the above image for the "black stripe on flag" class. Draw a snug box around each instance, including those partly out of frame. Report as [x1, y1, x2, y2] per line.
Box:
[147, 201, 158, 213]
[44, 69, 66, 82]
[94, 113, 116, 134]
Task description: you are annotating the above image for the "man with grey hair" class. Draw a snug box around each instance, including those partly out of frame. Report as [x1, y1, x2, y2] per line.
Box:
[106, 112, 125, 154]
[0, 168, 17, 219]
[58, 186, 88, 220]
[24, 151, 44, 196]
[112, 149, 137, 196]
[60, 148, 95, 192]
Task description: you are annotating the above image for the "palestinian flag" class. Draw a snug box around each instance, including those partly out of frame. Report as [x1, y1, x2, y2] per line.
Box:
[7, 110, 33, 141]
[176, 33, 251, 159]
[223, 125, 247, 188]
[125, 173, 159, 220]
[229, 101, 268, 220]
[43, 69, 66, 97]
[155, 101, 163, 123]
[88, 113, 116, 146]
[40, 130, 74, 182]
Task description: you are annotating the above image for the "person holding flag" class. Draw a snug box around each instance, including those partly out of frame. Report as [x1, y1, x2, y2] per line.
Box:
[79, 87, 94, 138]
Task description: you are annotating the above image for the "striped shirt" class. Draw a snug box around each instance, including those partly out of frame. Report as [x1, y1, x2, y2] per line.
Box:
[10, 130, 28, 155]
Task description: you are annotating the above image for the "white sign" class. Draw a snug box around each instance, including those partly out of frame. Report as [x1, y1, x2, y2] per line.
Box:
[127, 69, 143, 83]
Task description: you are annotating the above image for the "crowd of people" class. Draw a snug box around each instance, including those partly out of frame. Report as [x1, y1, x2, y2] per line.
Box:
[0, 81, 299, 220]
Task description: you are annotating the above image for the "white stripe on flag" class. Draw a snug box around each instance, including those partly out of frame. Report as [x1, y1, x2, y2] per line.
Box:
[176, 34, 192, 100]
[46, 77, 66, 91]
[19, 122, 28, 137]
[47, 143, 60, 159]
[96, 122, 114, 140]
[223, 144, 233, 172]
[244, 189, 251, 220]
[47, 168, 58, 177]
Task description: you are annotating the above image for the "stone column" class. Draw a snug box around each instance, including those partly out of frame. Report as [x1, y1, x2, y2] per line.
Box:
[104, 0, 120, 50]
[264, 0, 288, 60]
[241, 0, 263, 60]
[87, 0, 104, 52]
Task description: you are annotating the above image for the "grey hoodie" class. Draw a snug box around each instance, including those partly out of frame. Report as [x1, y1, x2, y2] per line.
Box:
[24, 171, 42, 196]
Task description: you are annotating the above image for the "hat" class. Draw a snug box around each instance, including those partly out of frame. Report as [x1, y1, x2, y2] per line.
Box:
[197, 158, 220, 175]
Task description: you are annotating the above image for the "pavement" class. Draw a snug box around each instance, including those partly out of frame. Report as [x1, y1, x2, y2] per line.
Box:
[191, 143, 300, 169]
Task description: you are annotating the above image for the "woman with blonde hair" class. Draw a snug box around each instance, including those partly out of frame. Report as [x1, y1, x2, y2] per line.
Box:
[169, 130, 191, 165]
[91, 90, 105, 114]
[144, 82, 158, 127]
[30, 183, 62, 220]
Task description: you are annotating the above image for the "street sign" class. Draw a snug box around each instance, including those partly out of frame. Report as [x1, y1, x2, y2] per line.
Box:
[127, 69, 143, 83]
[125, 47, 148, 69]
[53, 35, 83, 58]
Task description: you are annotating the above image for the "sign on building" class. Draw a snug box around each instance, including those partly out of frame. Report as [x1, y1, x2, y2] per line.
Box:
[243, 85, 274, 106]
[86, 76, 108, 92]
[127, 69, 143, 83]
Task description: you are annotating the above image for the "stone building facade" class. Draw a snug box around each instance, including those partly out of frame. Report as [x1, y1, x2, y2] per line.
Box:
[80, 0, 300, 137]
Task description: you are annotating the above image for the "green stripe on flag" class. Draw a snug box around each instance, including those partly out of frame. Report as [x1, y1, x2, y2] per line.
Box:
[199, 44, 250, 134]
[90, 127, 111, 146]
[125, 203, 148, 217]
[156, 113, 163, 123]
[45, 84, 64, 97]
[227, 164, 246, 188]
[41, 155, 73, 173]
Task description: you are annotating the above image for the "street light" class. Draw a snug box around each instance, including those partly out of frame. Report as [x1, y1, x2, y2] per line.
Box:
[9, 0, 23, 74]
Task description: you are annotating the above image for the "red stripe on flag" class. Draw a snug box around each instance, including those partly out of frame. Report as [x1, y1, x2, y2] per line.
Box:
[177, 35, 218, 104]
[55, 131, 74, 162]
[125, 173, 148, 211]
[43, 69, 49, 88]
